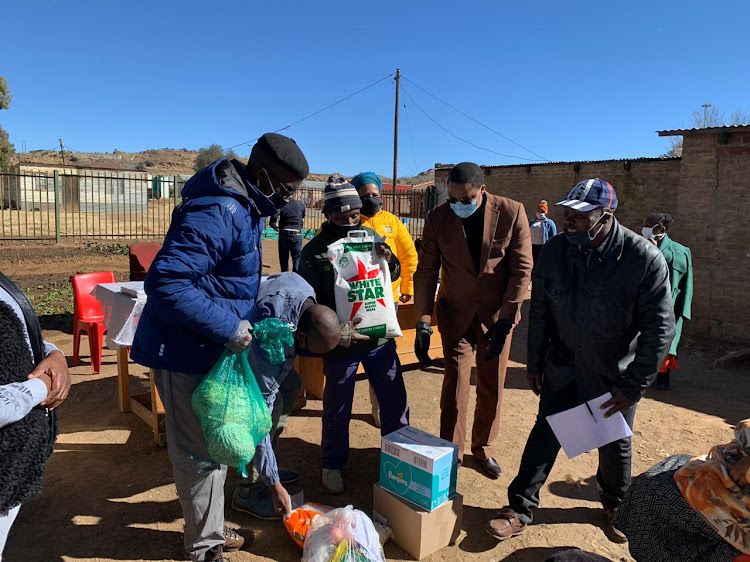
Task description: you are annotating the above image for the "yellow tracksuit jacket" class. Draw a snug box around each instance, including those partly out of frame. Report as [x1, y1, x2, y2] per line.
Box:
[361, 210, 418, 302]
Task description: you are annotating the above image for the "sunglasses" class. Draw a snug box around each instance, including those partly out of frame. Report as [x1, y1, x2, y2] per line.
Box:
[262, 169, 296, 197]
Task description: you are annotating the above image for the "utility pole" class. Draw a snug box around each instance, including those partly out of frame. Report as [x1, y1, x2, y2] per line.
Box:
[59, 138, 66, 166]
[701, 104, 711, 128]
[392, 68, 400, 213]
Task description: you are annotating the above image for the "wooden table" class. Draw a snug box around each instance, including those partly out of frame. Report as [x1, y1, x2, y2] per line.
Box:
[296, 301, 444, 400]
[93, 283, 166, 445]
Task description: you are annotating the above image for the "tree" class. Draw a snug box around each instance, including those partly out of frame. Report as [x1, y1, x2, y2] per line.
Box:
[0, 77, 11, 111]
[692, 104, 725, 128]
[663, 104, 750, 157]
[0, 76, 14, 172]
[194, 144, 238, 172]
[729, 109, 750, 126]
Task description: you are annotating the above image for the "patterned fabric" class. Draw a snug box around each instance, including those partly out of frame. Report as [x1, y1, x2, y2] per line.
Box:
[614, 455, 742, 562]
[675, 420, 750, 555]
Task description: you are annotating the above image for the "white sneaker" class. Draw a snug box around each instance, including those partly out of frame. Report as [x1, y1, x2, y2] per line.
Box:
[322, 468, 344, 495]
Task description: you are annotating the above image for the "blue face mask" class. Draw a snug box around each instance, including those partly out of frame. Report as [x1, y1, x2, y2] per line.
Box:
[450, 198, 478, 218]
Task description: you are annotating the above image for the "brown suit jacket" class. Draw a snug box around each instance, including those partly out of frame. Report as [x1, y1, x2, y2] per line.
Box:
[414, 193, 533, 340]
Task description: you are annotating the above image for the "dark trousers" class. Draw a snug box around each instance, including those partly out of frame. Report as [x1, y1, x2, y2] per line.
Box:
[279, 231, 302, 272]
[321, 340, 409, 470]
[531, 244, 543, 275]
[507, 380, 636, 525]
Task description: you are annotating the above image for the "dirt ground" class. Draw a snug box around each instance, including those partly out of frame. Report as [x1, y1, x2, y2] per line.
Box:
[2, 242, 748, 562]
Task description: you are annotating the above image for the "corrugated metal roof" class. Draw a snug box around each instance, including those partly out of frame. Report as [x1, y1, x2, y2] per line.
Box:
[658, 124, 750, 136]
[434, 156, 679, 171]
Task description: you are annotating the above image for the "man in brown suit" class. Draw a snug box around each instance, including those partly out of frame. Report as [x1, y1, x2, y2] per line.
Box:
[414, 162, 533, 479]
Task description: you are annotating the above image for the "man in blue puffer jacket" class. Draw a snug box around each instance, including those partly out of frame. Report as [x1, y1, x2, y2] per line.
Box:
[131, 133, 309, 562]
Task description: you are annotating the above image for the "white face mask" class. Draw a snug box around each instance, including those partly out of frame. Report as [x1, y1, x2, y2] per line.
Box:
[536, 212, 546, 221]
[642, 226, 665, 241]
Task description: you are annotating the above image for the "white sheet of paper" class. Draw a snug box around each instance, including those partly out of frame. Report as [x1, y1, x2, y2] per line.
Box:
[546, 392, 633, 459]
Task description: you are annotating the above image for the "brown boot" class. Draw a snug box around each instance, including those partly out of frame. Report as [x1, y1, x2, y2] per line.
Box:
[487, 508, 527, 541]
[223, 526, 249, 552]
[603, 508, 628, 544]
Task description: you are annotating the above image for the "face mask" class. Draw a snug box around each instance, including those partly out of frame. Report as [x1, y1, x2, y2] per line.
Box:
[269, 192, 289, 210]
[327, 221, 360, 239]
[450, 199, 478, 218]
[565, 211, 611, 246]
[360, 196, 383, 217]
[642, 226, 664, 241]
[536, 212, 546, 221]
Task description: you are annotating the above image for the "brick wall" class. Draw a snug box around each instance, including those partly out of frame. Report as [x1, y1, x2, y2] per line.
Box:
[434, 131, 750, 344]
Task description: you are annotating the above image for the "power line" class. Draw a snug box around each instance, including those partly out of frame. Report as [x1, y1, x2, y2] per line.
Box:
[400, 86, 541, 162]
[401, 75, 549, 162]
[226, 72, 396, 150]
[402, 101, 419, 176]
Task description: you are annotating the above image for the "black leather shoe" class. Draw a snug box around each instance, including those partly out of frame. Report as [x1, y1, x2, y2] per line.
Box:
[481, 457, 502, 479]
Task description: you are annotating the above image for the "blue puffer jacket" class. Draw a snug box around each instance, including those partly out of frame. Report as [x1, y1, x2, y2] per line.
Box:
[131, 159, 277, 376]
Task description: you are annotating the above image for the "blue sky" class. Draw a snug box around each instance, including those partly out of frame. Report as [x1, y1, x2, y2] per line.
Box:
[2, 0, 748, 177]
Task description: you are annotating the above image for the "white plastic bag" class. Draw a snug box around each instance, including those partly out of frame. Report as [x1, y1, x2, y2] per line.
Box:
[302, 505, 386, 562]
[327, 231, 403, 339]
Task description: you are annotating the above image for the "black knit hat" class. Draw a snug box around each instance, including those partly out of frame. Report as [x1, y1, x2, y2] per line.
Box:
[323, 175, 362, 214]
[256, 133, 309, 179]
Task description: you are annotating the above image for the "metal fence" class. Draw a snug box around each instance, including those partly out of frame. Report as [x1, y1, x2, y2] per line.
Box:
[0, 171, 435, 244]
[0, 171, 183, 243]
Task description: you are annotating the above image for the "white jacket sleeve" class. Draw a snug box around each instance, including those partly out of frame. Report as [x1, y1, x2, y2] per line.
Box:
[0, 378, 48, 428]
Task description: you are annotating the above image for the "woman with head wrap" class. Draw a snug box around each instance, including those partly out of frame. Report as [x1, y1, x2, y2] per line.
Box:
[350, 172, 418, 428]
[528, 200, 557, 273]
[614, 419, 750, 562]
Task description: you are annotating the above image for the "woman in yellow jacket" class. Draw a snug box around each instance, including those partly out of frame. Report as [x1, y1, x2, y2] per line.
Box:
[351, 172, 418, 426]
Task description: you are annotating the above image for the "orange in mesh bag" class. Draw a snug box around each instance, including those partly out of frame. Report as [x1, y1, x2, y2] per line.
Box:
[284, 503, 332, 548]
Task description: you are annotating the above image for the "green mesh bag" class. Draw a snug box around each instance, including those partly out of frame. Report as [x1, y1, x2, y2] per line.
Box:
[191, 348, 272, 476]
[252, 318, 294, 366]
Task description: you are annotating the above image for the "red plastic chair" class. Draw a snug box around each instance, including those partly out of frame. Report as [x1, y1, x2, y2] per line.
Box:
[72, 271, 115, 373]
[129, 242, 162, 282]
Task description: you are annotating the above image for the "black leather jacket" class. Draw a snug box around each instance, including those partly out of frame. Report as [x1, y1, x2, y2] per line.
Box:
[527, 219, 675, 402]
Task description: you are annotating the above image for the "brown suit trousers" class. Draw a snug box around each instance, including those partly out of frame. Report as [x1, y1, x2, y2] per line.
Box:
[414, 193, 533, 462]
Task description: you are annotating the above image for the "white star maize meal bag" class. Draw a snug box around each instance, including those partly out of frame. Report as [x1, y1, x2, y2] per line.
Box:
[327, 230, 403, 339]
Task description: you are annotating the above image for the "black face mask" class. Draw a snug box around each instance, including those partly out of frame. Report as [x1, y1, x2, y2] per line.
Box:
[326, 221, 361, 239]
[269, 192, 289, 210]
[360, 196, 383, 217]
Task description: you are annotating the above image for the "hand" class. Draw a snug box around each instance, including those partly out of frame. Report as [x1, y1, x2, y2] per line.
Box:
[349, 317, 371, 343]
[270, 481, 292, 519]
[526, 371, 542, 396]
[28, 350, 71, 409]
[399, 294, 412, 304]
[414, 321, 433, 366]
[226, 320, 253, 354]
[729, 456, 750, 487]
[482, 319, 513, 362]
[600, 388, 636, 418]
[374, 242, 393, 263]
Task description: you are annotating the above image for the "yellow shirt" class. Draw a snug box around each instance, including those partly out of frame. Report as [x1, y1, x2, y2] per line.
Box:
[361, 210, 418, 301]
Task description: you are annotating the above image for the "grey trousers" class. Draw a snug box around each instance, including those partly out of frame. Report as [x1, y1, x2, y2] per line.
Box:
[155, 369, 226, 562]
[0, 505, 20, 561]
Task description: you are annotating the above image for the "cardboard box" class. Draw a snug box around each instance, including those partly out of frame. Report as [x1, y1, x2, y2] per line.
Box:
[379, 426, 458, 511]
[372, 484, 462, 560]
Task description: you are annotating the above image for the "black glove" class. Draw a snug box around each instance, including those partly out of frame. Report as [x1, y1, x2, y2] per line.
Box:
[414, 321, 433, 366]
[482, 319, 513, 362]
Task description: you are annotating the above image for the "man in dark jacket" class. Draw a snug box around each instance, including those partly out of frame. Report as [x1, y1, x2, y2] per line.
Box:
[298, 176, 408, 495]
[487, 179, 675, 545]
[269, 194, 305, 272]
[131, 133, 309, 562]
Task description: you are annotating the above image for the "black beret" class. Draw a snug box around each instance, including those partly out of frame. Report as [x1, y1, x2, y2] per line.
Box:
[256, 133, 309, 179]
